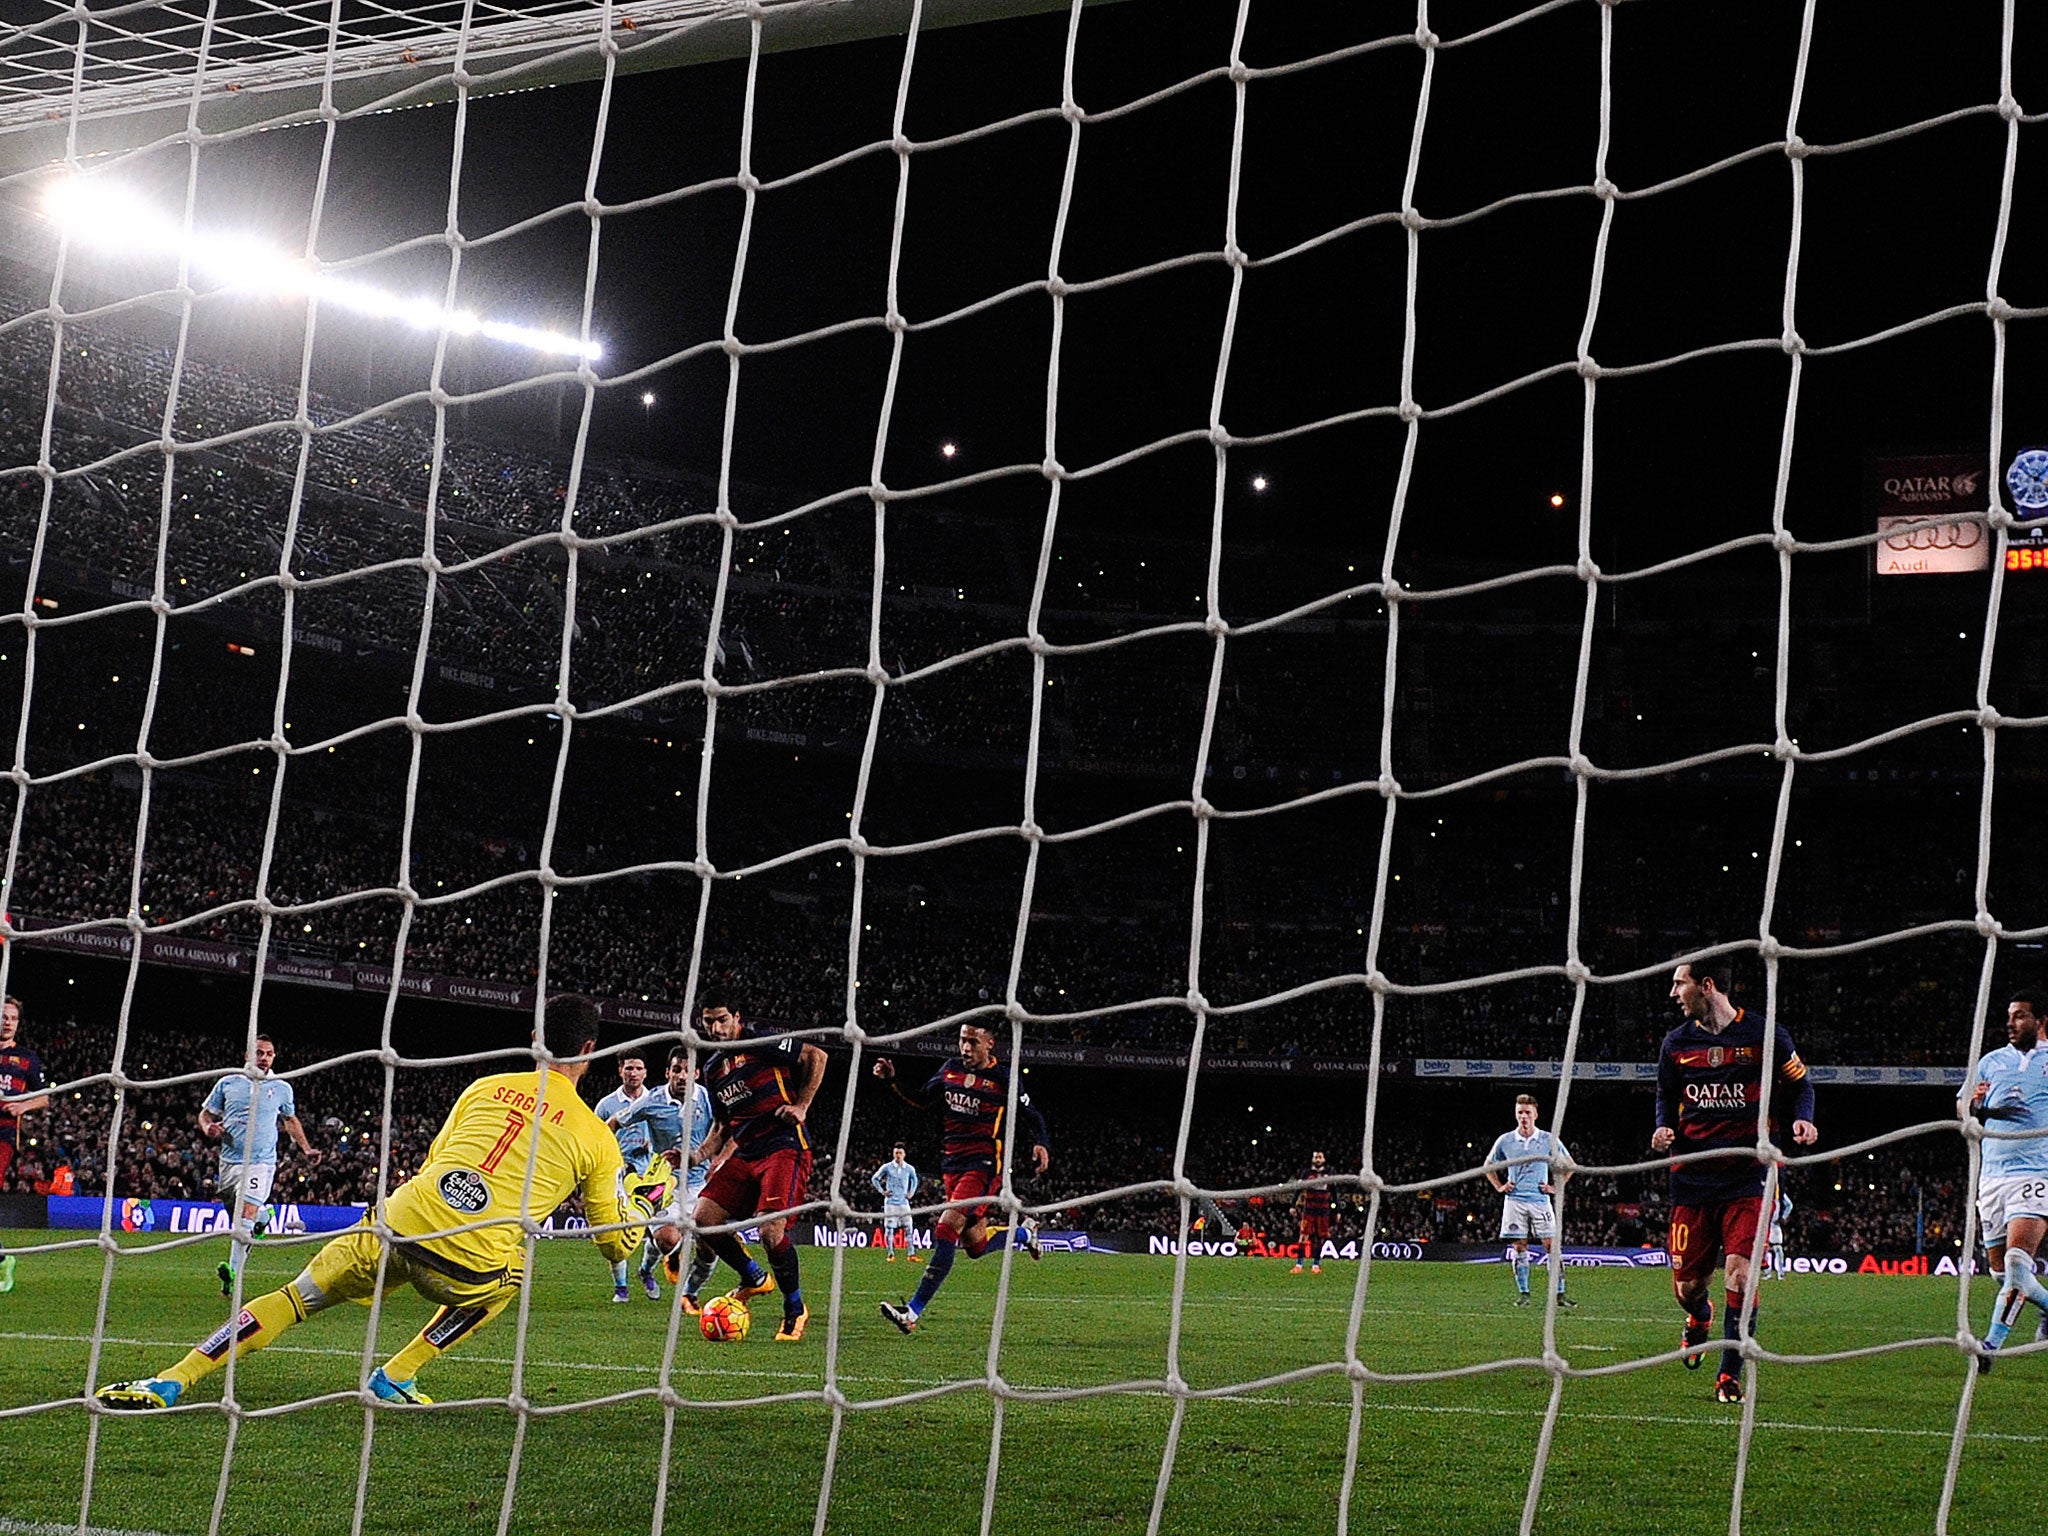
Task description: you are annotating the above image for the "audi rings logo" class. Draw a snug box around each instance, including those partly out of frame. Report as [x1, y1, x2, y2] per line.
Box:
[1882, 520, 1985, 551]
[1369, 1240, 1426, 1261]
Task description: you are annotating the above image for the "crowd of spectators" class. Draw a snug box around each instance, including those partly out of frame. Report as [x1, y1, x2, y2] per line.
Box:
[0, 712, 2011, 1073]
[0, 1005, 1973, 1261]
[0, 259, 2030, 1260]
[7, 261, 2036, 785]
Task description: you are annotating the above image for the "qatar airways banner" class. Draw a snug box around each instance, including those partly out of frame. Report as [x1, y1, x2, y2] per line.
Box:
[1416, 1059, 1659, 1082]
[1874, 453, 1992, 575]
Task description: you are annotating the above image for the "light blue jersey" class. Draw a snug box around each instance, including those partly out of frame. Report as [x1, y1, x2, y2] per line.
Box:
[1973, 1045, 2048, 1178]
[595, 1085, 655, 1172]
[1486, 1128, 1567, 1202]
[202, 1074, 296, 1166]
[872, 1159, 920, 1205]
[679, 1082, 712, 1196]
[615, 1082, 714, 1195]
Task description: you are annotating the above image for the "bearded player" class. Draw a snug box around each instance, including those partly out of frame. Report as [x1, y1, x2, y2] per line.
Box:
[1653, 962, 1817, 1405]
[875, 1021, 1048, 1334]
[689, 990, 829, 1343]
[1965, 989, 2048, 1371]
[1291, 1150, 1332, 1275]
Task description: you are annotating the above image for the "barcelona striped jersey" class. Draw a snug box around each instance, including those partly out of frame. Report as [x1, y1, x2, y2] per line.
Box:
[0, 1045, 45, 1144]
[703, 1024, 811, 1158]
[1654, 1009, 1815, 1203]
[1296, 1168, 1333, 1219]
[893, 1055, 1049, 1175]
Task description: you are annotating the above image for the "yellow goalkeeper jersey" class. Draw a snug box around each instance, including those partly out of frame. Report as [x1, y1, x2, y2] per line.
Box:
[383, 1068, 633, 1274]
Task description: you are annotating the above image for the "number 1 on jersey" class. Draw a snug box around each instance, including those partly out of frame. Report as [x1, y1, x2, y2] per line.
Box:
[481, 1110, 526, 1173]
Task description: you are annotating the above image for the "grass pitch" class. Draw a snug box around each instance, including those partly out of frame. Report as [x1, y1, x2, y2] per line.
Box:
[0, 1231, 2024, 1535]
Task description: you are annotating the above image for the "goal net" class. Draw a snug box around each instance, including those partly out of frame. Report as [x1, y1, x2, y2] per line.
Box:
[0, 2, 2043, 1534]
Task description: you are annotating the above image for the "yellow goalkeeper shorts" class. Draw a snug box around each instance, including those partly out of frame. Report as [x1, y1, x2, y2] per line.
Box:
[305, 1220, 524, 1313]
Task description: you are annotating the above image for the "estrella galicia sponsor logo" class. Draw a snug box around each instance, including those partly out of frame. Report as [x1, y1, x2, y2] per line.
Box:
[438, 1169, 490, 1214]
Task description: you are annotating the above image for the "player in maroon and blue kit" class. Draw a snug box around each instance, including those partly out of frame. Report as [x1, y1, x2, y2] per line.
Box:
[689, 990, 829, 1342]
[1292, 1150, 1333, 1275]
[874, 1021, 1049, 1333]
[1653, 962, 1817, 1405]
[0, 995, 50, 1294]
[0, 995, 47, 1183]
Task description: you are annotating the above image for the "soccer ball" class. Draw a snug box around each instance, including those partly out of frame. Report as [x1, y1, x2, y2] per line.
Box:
[699, 1294, 751, 1343]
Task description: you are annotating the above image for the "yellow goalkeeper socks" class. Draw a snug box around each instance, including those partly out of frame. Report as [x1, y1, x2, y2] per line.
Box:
[163, 1286, 307, 1389]
[383, 1294, 512, 1384]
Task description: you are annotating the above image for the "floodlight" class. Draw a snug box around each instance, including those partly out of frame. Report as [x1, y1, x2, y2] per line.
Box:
[42, 175, 602, 362]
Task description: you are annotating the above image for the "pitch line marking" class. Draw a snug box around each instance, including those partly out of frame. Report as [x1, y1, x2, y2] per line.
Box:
[5, 1329, 2033, 1445]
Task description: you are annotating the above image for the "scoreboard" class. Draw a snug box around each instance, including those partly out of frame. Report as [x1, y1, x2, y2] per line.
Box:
[2007, 540, 2048, 574]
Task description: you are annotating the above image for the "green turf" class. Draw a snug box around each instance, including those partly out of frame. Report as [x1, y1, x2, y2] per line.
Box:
[0, 1231, 2025, 1534]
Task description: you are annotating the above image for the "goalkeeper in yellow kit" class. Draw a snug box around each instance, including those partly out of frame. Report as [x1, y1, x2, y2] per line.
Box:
[95, 995, 643, 1409]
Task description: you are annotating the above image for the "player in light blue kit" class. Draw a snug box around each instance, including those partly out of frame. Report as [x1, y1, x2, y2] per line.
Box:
[199, 1035, 321, 1297]
[595, 1055, 659, 1299]
[1484, 1094, 1576, 1308]
[1967, 989, 2048, 1371]
[872, 1143, 921, 1263]
[1764, 1189, 1793, 1280]
[607, 1045, 719, 1308]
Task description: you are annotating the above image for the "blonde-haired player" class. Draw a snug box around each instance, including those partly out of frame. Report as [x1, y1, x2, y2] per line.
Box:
[1485, 1094, 1577, 1309]
[94, 995, 642, 1409]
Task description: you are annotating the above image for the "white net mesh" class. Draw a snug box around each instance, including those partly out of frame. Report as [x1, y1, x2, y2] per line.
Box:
[1, 2, 2046, 1533]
